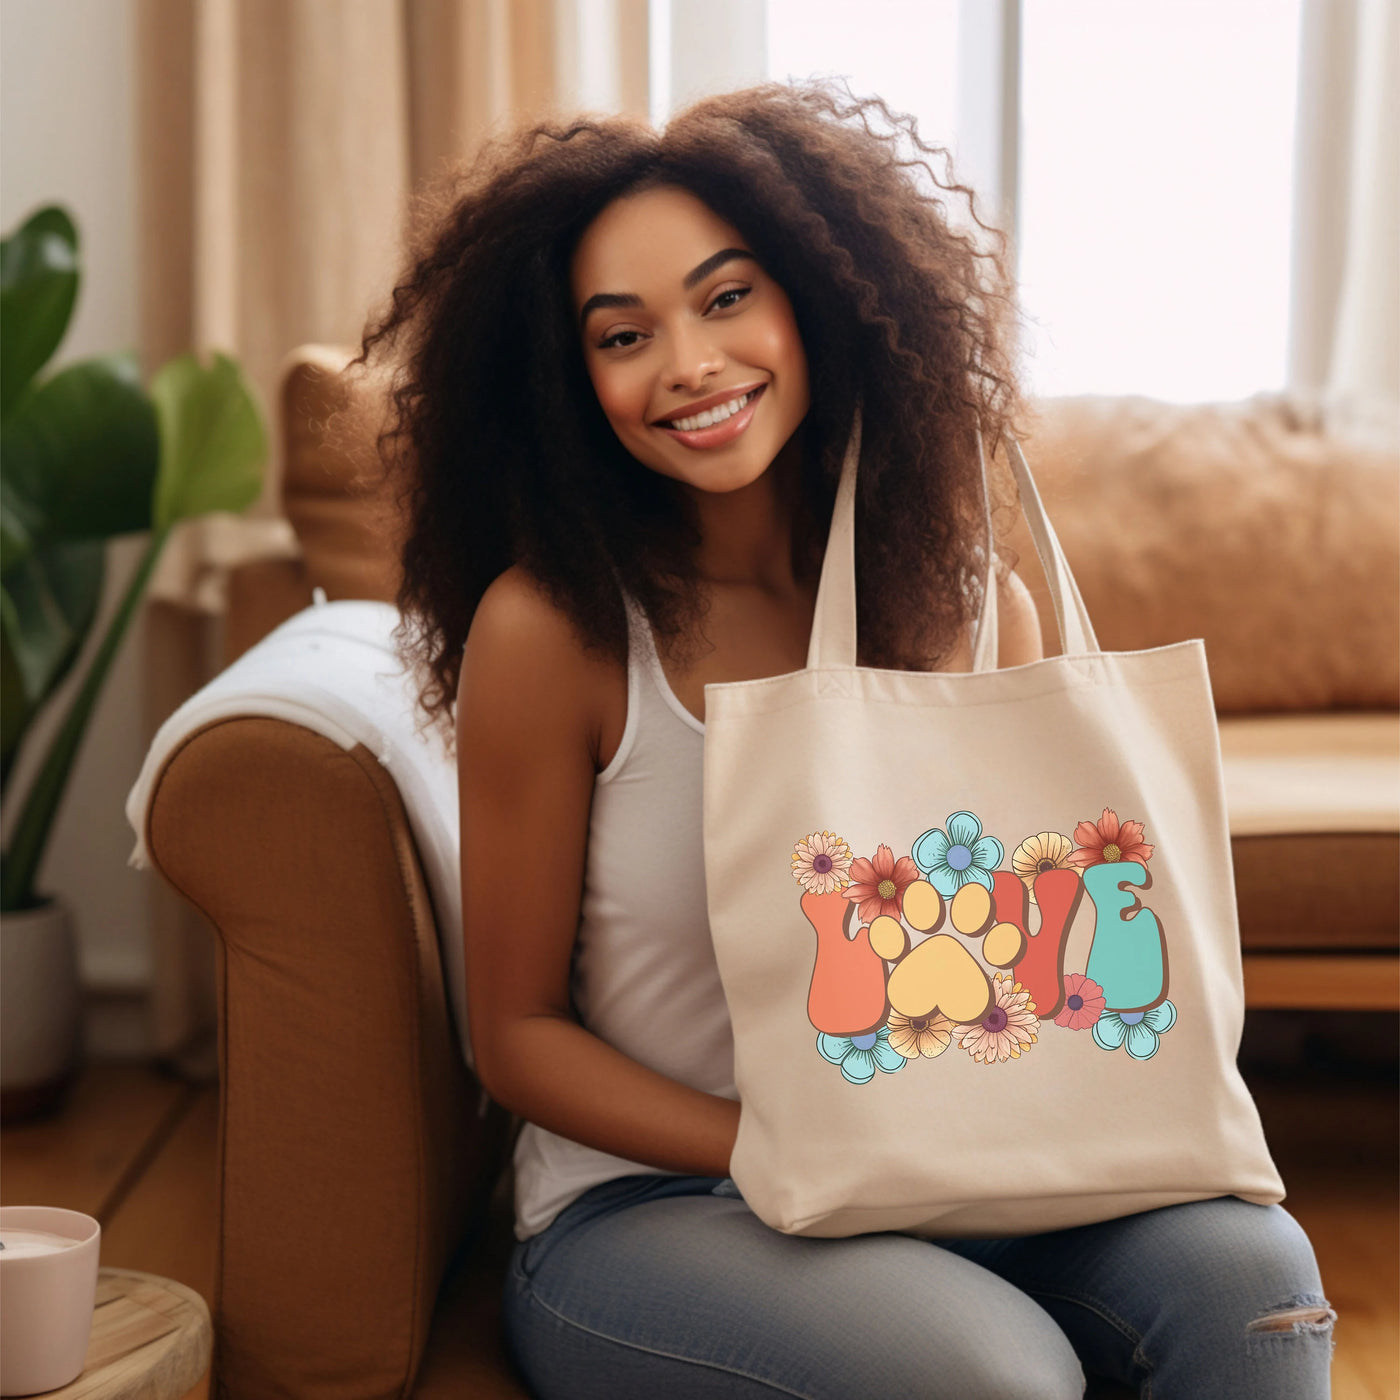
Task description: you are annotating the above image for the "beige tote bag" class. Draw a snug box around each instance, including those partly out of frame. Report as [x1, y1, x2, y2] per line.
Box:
[701, 404, 1286, 1239]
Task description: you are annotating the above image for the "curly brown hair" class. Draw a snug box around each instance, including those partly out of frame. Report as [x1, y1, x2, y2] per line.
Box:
[348, 78, 1029, 751]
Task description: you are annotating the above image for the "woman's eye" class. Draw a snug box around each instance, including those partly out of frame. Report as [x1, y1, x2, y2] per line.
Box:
[708, 287, 750, 313]
[599, 329, 644, 350]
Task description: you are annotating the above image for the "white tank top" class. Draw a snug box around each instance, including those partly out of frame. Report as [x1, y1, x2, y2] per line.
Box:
[511, 589, 737, 1241]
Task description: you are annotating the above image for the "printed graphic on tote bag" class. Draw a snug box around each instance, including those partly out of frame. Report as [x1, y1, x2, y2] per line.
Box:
[790, 809, 1177, 1084]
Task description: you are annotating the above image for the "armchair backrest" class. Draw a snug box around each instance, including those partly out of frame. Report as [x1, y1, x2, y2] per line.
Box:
[998, 393, 1397, 711]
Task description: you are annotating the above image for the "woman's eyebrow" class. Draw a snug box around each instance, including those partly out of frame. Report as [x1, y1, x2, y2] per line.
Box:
[578, 248, 758, 328]
[681, 247, 757, 290]
[578, 292, 642, 326]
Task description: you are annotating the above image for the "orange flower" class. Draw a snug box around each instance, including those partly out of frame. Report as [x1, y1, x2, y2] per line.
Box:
[843, 844, 920, 924]
[887, 1010, 955, 1059]
[1066, 808, 1154, 868]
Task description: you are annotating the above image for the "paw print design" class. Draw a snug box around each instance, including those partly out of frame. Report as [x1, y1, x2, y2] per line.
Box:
[890, 854, 1027, 972]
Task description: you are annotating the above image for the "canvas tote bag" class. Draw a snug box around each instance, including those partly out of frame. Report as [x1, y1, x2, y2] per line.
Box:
[701, 403, 1286, 1239]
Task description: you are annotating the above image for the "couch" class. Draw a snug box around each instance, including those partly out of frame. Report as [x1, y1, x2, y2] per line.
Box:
[137, 344, 1399, 1398]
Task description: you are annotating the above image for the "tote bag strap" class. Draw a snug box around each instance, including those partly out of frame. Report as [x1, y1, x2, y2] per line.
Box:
[1002, 433, 1101, 661]
[968, 430, 1000, 673]
[806, 403, 1100, 670]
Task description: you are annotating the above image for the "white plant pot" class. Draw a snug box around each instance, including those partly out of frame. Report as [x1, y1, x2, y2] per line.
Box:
[1, 897, 82, 1118]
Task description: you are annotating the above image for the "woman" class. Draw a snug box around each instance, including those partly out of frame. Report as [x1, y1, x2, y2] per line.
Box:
[352, 80, 1333, 1400]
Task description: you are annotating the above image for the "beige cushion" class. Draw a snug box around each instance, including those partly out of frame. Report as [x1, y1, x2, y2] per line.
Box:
[1219, 712, 1400, 835]
[1007, 394, 1400, 714]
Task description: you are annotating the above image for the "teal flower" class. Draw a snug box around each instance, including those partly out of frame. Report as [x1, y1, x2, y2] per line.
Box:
[1092, 1000, 1177, 1060]
[913, 810, 1004, 897]
[816, 1027, 906, 1085]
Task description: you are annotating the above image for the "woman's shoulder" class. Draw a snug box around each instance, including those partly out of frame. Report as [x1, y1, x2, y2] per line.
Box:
[459, 564, 626, 770]
[463, 564, 603, 700]
[469, 564, 580, 655]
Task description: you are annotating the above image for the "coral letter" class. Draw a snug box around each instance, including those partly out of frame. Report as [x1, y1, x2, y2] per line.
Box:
[802, 889, 889, 1036]
[990, 868, 1084, 1019]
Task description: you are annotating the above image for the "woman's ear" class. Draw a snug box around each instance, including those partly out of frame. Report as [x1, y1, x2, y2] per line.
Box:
[996, 563, 1044, 668]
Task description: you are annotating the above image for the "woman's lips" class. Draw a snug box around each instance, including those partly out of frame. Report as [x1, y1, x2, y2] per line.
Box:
[654, 385, 766, 448]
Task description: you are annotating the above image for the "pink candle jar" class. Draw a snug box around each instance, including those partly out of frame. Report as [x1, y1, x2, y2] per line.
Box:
[0, 1206, 101, 1395]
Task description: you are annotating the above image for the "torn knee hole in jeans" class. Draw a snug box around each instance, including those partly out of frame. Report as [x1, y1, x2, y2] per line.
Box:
[1244, 1295, 1337, 1334]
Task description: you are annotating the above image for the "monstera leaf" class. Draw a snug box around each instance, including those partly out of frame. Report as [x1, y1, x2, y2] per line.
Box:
[151, 351, 267, 528]
[0, 352, 159, 793]
[1, 470, 42, 575]
[2, 351, 158, 544]
[0, 205, 79, 419]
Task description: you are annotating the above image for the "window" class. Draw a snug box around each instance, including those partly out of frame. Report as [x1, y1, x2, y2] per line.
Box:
[763, 0, 1303, 401]
[1018, 0, 1302, 400]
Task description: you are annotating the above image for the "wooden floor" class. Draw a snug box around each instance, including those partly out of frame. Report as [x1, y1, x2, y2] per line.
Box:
[2, 1066, 216, 1400]
[2, 1058, 1396, 1399]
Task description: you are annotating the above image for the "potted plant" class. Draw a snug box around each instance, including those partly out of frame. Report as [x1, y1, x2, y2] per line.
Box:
[1, 203, 268, 1118]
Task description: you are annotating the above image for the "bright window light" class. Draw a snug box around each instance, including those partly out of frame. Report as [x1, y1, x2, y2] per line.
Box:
[766, 1, 962, 162]
[1018, 0, 1302, 401]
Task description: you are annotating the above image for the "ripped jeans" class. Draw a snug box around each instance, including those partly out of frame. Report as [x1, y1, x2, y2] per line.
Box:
[502, 1174, 1335, 1399]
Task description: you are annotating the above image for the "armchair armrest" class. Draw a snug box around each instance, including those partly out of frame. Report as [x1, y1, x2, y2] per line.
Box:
[144, 715, 510, 1399]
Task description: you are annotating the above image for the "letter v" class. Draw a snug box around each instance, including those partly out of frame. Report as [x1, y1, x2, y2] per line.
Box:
[989, 868, 1085, 1019]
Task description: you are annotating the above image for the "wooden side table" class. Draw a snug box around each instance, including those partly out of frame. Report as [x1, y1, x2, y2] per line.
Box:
[44, 1268, 211, 1400]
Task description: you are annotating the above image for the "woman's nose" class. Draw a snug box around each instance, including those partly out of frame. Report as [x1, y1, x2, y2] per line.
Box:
[664, 320, 725, 391]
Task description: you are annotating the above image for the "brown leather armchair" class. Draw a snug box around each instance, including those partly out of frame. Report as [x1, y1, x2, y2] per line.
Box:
[138, 345, 1398, 1398]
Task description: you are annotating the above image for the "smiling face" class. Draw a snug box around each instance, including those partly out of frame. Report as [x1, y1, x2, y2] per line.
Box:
[570, 183, 810, 494]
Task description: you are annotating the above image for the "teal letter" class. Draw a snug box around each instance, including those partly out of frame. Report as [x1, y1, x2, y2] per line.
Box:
[1082, 861, 1167, 1012]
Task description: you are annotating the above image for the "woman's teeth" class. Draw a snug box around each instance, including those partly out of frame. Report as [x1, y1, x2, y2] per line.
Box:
[664, 389, 756, 432]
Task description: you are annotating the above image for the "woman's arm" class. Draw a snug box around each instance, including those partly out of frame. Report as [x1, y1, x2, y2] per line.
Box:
[457, 567, 739, 1178]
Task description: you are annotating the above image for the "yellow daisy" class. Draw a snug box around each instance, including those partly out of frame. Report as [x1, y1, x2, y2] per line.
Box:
[1011, 831, 1077, 906]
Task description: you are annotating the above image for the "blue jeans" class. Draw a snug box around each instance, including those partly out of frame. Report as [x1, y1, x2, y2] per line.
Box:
[502, 1174, 1335, 1399]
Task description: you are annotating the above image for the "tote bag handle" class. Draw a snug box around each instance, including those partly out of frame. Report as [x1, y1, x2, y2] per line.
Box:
[806, 402, 1101, 671]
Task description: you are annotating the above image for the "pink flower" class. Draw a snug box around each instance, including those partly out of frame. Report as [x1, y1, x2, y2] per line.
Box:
[1054, 972, 1105, 1030]
[843, 844, 920, 924]
[791, 831, 854, 895]
[952, 974, 1040, 1065]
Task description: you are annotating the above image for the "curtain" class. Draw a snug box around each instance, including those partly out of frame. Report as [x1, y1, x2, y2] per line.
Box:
[1288, 0, 1400, 450]
[134, 0, 649, 1073]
